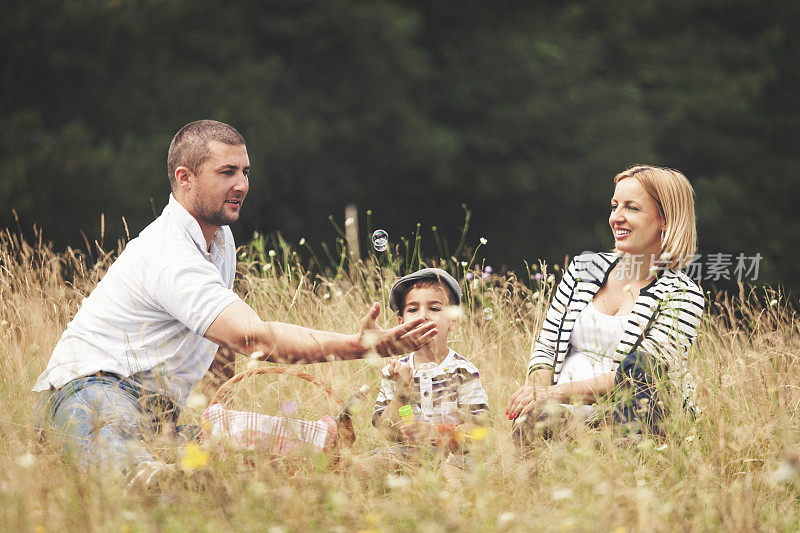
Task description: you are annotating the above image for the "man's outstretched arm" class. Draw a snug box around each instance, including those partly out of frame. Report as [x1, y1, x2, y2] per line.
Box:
[204, 300, 437, 364]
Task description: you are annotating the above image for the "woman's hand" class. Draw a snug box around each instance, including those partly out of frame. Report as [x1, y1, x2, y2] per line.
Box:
[506, 385, 550, 420]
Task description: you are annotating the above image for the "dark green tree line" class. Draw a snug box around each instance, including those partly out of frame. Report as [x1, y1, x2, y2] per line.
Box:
[1, 0, 798, 290]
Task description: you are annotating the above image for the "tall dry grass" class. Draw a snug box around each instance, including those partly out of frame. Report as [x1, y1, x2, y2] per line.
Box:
[1, 230, 799, 532]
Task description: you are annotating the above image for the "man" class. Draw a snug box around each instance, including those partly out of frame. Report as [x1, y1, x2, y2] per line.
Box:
[33, 120, 436, 475]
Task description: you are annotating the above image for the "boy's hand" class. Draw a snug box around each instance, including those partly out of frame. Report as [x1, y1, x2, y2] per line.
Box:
[387, 359, 415, 397]
[357, 303, 437, 356]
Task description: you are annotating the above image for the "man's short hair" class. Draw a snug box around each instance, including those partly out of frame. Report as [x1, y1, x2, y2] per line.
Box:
[167, 120, 245, 189]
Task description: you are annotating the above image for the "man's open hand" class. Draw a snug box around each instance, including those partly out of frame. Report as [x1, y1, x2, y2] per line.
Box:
[357, 302, 437, 356]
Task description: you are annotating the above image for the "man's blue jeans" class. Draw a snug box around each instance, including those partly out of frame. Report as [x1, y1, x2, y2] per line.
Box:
[35, 373, 198, 471]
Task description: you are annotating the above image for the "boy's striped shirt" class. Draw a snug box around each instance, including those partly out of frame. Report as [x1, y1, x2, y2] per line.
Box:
[372, 349, 491, 426]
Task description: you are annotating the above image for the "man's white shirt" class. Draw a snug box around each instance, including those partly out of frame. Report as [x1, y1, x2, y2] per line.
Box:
[33, 194, 242, 406]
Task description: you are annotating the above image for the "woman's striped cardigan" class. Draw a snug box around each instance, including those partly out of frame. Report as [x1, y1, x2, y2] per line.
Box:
[528, 252, 705, 403]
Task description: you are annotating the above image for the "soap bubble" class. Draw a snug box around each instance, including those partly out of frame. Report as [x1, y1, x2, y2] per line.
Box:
[482, 307, 494, 320]
[371, 229, 388, 252]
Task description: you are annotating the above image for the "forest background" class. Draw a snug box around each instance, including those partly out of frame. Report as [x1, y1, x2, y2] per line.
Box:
[2, 0, 798, 293]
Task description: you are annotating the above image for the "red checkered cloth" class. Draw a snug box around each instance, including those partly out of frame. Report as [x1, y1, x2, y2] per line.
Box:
[202, 404, 337, 455]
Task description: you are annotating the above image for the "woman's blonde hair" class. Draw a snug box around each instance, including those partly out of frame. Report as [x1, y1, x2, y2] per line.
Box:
[613, 165, 697, 270]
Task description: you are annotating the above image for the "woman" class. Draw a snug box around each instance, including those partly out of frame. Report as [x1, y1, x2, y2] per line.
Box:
[506, 165, 705, 433]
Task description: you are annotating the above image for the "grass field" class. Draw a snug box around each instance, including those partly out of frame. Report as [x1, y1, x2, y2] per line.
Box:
[1, 230, 799, 532]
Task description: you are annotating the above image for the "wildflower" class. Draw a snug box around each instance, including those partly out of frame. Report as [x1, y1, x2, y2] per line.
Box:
[461, 261, 468, 267]
[262, 263, 272, 271]
[187, 392, 207, 410]
[481, 272, 490, 280]
[623, 284, 634, 295]
[685, 435, 696, 442]
[721, 374, 734, 388]
[466, 426, 489, 441]
[480, 237, 488, 245]
[547, 274, 555, 283]
[299, 238, 306, 246]
[268, 249, 276, 258]
[770, 299, 778, 307]
[552, 487, 573, 500]
[533, 273, 543, 281]
[180, 443, 209, 472]
[485, 265, 493, 274]
[498, 512, 516, 527]
[361, 331, 380, 348]
[16, 453, 35, 468]
[385, 474, 409, 490]
[466, 272, 474, 281]
[767, 460, 798, 485]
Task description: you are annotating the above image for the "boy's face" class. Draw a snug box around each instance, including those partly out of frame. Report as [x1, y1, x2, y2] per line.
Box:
[398, 285, 456, 353]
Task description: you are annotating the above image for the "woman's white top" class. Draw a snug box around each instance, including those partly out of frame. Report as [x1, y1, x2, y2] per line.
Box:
[556, 301, 630, 419]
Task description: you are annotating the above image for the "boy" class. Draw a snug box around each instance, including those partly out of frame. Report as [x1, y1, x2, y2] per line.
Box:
[372, 268, 491, 459]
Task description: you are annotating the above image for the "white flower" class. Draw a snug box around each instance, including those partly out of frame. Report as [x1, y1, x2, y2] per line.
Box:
[498, 512, 516, 526]
[770, 299, 778, 307]
[767, 461, 798, 485]
[187, 392, 207, 410]
[479, 237, 488, 245]
[385, 474, 409, 490]
[552, 488, 573, 501]
[16, 453, 35, 468]
[268, 249, 276, 258]
[299, 238, 306, 246]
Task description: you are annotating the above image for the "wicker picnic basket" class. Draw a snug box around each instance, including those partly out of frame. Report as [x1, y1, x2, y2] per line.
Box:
[201, 366, 356, 456]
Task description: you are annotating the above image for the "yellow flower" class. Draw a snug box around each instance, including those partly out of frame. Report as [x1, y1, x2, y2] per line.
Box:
[180, 443, 209, 472]
[466, 427, 489, 441]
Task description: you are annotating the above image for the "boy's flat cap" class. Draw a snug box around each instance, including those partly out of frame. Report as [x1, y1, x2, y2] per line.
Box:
[389, 268, 462, 312]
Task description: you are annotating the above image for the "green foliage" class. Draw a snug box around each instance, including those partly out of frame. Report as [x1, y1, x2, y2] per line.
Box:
[1, 0, 798, 290]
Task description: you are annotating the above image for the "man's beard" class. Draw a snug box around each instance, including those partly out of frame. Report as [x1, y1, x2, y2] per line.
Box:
[194, 199, 239, 228]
